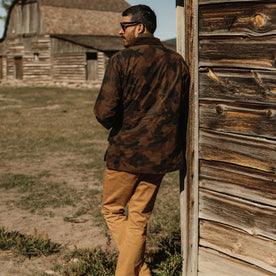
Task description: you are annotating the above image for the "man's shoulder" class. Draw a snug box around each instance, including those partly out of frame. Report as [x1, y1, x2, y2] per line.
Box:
[110, 47, 143, 61]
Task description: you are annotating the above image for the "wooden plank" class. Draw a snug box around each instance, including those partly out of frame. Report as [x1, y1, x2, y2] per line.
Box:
[199, 100, 276, 139]
[199, 247, 275, 276]
[199, 0, 267, 4]
[199, 160, 276, 206]
[199, 129, 276, 173]
[181, 0, 199, 275]
[199, 36, 276, 70]
[199, 69, 276, 104]
[0, 57, 2, 79]
[200, 220, 276, 273]
[199, 189, 276, 240]
[199, 2, 276, 36]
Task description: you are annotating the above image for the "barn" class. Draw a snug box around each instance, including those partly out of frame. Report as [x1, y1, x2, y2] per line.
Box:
[176, 0, 276, 275]
[0, 0, 129, 85]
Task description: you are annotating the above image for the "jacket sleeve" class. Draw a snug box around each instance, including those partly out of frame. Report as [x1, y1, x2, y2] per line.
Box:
[94, 55, 122, 129]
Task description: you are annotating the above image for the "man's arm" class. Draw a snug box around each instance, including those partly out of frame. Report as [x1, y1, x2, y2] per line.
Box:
[94, 56, 122, 129]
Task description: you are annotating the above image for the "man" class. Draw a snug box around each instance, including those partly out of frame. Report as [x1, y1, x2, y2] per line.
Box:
[94, 4, 190, 276]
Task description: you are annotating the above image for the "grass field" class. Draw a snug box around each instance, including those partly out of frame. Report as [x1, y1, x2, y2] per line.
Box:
[0, 86, 182, 275]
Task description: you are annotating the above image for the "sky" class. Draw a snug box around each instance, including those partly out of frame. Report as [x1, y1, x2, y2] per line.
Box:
[0, 1, 176, 41]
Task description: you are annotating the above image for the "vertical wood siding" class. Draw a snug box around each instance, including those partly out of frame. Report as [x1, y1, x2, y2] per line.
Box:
[52, 53, 86, 82]
[197, 0, 276, 274]
[8, 2, 45, 36]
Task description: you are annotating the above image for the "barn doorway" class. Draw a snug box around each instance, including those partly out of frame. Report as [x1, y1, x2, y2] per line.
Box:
[14, 56, 23, 80]
[86, 52, 97, 81]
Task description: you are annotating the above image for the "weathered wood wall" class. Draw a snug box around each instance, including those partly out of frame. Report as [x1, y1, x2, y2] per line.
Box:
[197, 0, 276, 275]
[24, 35, 51, 82]
[0, 57, 2, 79]
[7, 2, 45, 37]
[1, 1, 106, 84]
[51, 38, 106, 83]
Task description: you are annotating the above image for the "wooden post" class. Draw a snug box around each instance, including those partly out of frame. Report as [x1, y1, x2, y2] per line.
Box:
[177, 0, 199, 275]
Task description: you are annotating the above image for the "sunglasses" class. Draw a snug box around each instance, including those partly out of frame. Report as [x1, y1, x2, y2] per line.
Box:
[120, 21, 141, 32]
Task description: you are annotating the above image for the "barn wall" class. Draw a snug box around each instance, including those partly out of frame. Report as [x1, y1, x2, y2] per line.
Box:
[4, 35, 51, 82]
[23, 35, 51, 82]
[7, 1, 46, 37]
[97, 51, 107, 81]
[51, 37, 106, 83]
[52, 52, 86, 82]
[197, 0, 276, 275]
[1, 1, 114, 84]
[6, 38, 24, 80]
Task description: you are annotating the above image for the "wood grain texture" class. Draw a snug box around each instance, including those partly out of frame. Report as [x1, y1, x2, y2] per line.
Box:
[199, 2, 276, 36]
[199, 160, 276, 206]
[199, 129, 276, 173]
[199, 246, 276, 276]
[199, 0, 267, 4]
[199, 68, 276, 104]
[200, 220, 276, 273]
[199, 36, 276, 70]
[180, 0, 200, 275]
[199, 100, 276, 139]
[199, 189, 276, 240]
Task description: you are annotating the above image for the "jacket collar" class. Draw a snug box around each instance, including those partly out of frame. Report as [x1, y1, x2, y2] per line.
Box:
[132, 34, 162, 47]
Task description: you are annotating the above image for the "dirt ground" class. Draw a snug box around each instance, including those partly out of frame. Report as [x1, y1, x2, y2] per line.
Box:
[0, 153, 115, 276]
[0, 86, 180, 275]
[0, 86, 115, 275]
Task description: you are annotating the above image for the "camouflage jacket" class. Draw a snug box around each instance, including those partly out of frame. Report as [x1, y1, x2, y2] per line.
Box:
[94, 35, 190, 174]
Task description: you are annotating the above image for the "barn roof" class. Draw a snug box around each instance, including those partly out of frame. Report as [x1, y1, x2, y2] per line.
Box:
[52, 35, 124, 51]
[38, 0, 129, 36]
[37, 0, 130, 12]
[40, 7, 122, 36]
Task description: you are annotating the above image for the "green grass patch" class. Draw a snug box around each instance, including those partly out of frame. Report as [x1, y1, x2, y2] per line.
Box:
[0, 86, 183, 274]
[0, 173, 102, 219]
[0, 227, 61, 258]
[57, 248, 117, 276]
[54, 230, 182, 276]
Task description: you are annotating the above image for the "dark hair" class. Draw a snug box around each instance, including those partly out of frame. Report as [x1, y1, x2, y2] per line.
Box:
[122, 5, 157, 34]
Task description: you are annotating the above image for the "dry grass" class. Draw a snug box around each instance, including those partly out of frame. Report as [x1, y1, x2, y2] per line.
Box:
[0, 85, 181, 275]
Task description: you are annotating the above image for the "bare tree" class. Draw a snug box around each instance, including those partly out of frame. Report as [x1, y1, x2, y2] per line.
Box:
[0, 0, 12, 21]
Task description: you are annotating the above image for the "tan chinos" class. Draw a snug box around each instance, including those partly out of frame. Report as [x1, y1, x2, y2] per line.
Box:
[102, 168, 164, 276]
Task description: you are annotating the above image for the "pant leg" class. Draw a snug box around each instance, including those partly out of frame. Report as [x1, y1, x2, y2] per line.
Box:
[113, 173, 164, 276]
[102, 168, 153, 275]
[102, 168, 138, 248]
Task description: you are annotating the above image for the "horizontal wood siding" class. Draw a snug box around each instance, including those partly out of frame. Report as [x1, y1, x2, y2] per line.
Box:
[6, 39, 24, 80]
[24, 35, 51, 81]
[199, 0, 266, 4]
[200, 101, 275, 139]
[199, 247, 275, 276]
[51, 38, 92, 54]
[199, 2, 276, 36]
[4, 35, 51, 82]
[199, 68, 276, 103]
[1, 57, 7, 80]
[197, 0, 276, 274]
[200, 160, 275, 206]
[199, 129, 275, 173]
[200, 220, 276, 273]
[199, 37, 276, 70]
[199, 189, 276, 241]
[52, 53, 86, 82]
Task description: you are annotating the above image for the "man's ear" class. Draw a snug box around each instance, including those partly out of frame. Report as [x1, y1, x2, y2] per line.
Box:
[137, 23, 145, 34]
